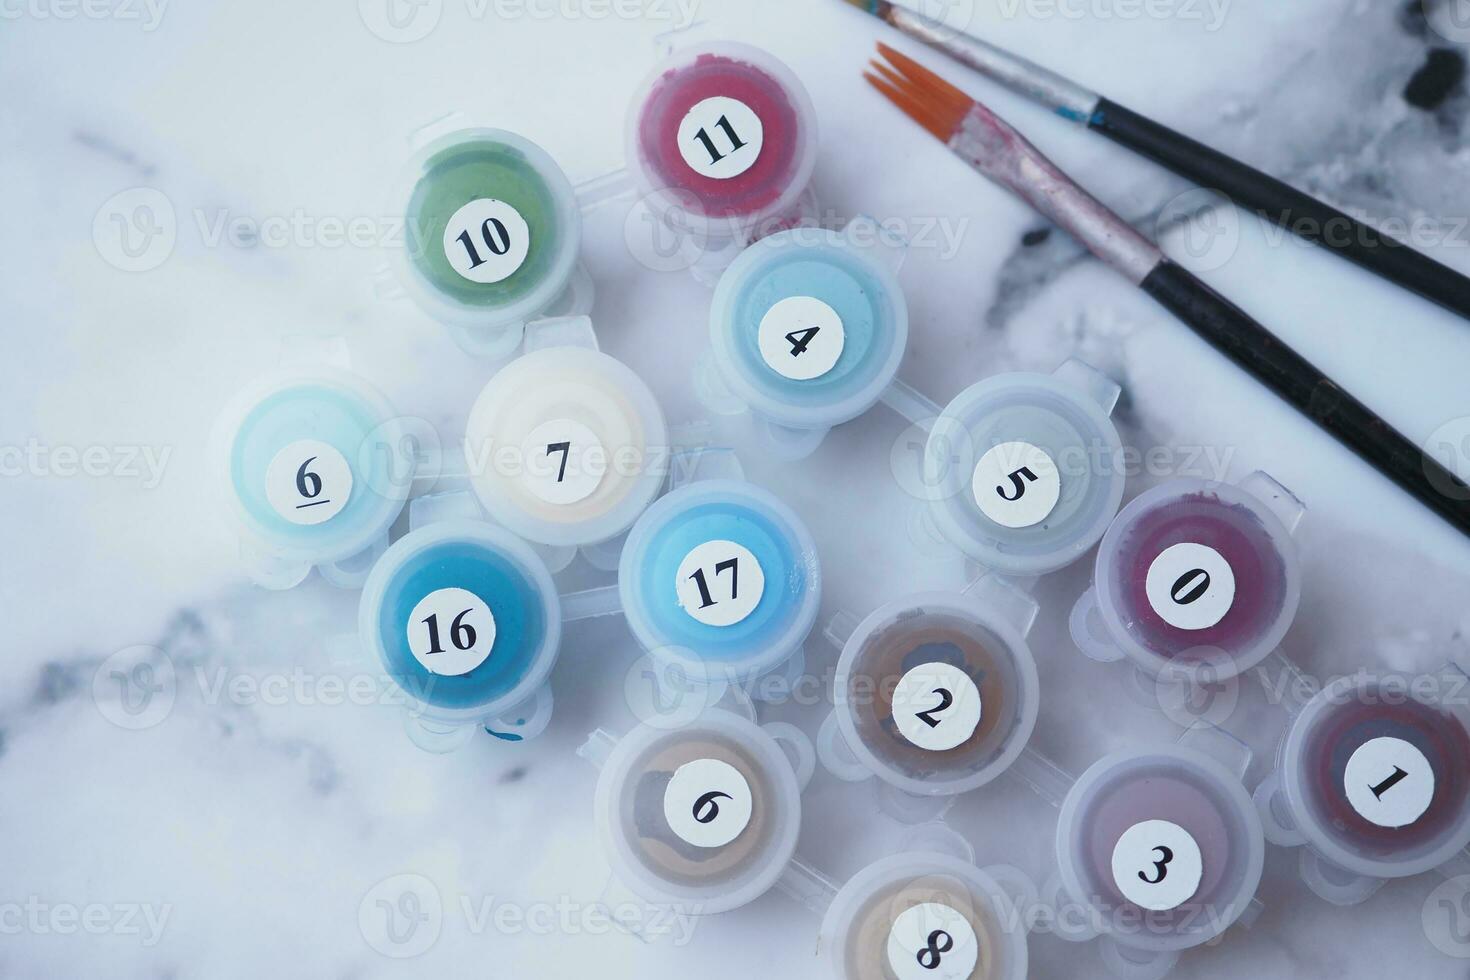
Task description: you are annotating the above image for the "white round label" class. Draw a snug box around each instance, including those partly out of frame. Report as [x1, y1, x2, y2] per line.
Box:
[520, 419, 606, 506]
[892, 663, 983, 752]
[971, 441, 1061, 529]
[406, 587, 496, 676]
[442, 198, 531, 284]
[757, 296, 845, 381]
[886, 902, 980, 980]
[1111, 819, 1203, 911]
[265, 439, 352, 525]
[663, 758, 753, 848]
[676, 96, 764, 180]
[675, 540, 764, 628]
[1144, 543, 1236, 630]
[1344, 736, 1435, 829]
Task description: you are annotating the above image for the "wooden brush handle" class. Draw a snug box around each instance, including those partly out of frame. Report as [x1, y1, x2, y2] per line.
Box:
[1140, 258, 1470, 538]
[1092, 98, 1470, 323]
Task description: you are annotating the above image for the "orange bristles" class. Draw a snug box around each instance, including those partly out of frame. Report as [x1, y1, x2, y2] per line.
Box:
[865, 41, 975, 141]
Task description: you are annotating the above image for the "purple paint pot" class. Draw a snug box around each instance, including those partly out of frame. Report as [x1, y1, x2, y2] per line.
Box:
[1071, 472, 1303, 683]
[624, 42, 819, 281]
[1255, 668, 1470, 904]
[1053, 740, 1264, 974]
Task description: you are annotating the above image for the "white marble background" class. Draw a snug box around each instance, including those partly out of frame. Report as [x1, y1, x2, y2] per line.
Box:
[5, 0, 1470, 977]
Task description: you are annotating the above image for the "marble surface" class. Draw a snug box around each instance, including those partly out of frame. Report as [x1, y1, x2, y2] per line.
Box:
[5, 0, 1470, 977]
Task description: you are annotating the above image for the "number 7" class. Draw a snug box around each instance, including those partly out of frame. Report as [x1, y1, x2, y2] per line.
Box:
[545, 441, 570, 482]
[715, 557, 738, 599]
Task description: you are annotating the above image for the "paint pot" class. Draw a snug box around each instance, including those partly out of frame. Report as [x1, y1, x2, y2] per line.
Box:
[558, 449, 820, 701]
[359, 497, 561, 753]
[699, 218, 908, 460]
[390, 127, 590, 356]
[817, 851, 1030, 980]
[625, 42, 819, 282]
[210, 362, 413, 590]
[818, 577, 1040, 823]
[619, 475, 820, 689]
[463, 316, 668, 570]
[1052, 741, 1264, 975]
[1071, 472, 1304, 683]
[918, 360, 1125, 576]
[1254, 668, 1470, 905]
[581, 708, 813, 916]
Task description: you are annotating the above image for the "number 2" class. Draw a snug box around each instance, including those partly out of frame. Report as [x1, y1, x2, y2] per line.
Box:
[915, 687, 954, 729]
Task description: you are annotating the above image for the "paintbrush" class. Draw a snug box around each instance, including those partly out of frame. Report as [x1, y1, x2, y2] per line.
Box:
[844, 0, 1470, 323]
[866, 42, 1470, 539]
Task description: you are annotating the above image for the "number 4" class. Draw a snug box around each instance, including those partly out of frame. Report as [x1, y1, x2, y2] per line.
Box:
[785, 326, 819, 357]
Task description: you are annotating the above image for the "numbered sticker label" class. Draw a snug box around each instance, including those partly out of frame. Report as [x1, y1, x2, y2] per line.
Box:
[266, 439, 352, 525]
[1111, 819, 1203, 911]
[520, 419, 607, 506]
[971, 441, 1060, 529]
[757, 296, 845, 381]
[887, 902, 979, 980]
[677, 96, 764, 180]
[443, 198, 531, 284]
[1344, 736, 1434, 829]
[675, 540, 764, 628]
[663, 757, 753, 848]
[406, 587, 496, 676]
[892, 662, 982, 752]
[1144, 543, 1236, 630]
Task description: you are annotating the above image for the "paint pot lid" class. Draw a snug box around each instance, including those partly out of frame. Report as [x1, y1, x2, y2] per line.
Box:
[1054, 745, 1264, 952]
[593, 710, 803, 914]
[358, 519, 561, 721]
[708, 226, 909, 431]
[1091, 475, 1302, 682]
[618, 479, 820, 686]
[818, 852, 1028, 980]
[391, 127, 581, 329]
[464, 345, 669, 548]
[926, 366, 1126, 577]
[832, 591, 1040, 798]
[1277, 671, 1470, 879]
[209, 365, 412, 564]
[625, 41, 819, 232]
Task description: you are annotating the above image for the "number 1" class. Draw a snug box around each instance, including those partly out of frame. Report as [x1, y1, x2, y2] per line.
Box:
[1370, 766, 1409, 800]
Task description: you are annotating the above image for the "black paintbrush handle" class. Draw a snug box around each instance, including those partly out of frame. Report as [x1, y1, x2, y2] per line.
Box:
[1140, 259, 1470, 538]
[1092, 98, 1470, 322]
